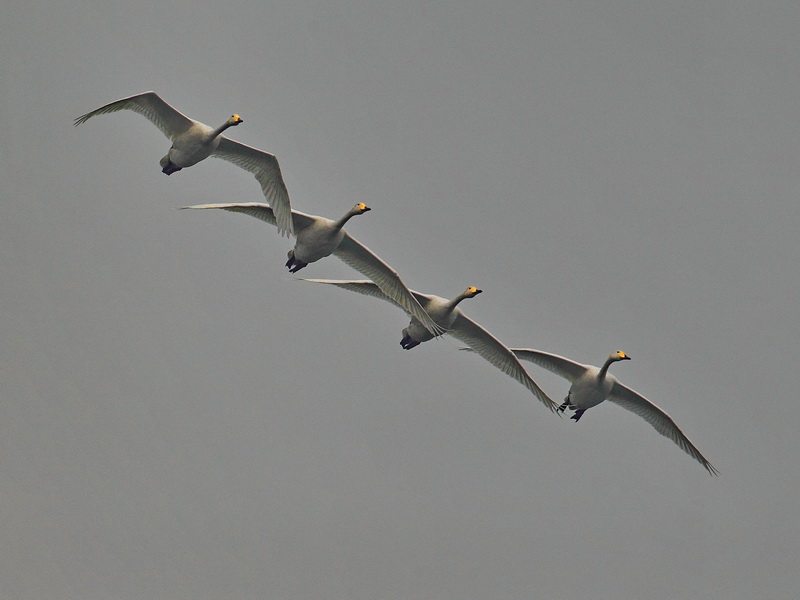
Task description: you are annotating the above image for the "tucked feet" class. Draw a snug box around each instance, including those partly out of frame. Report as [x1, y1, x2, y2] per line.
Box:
[570, 409, 586, 422]
[161, 161, 182, 175]
[285, 254, 308, 273]
[400, 334, 420, 350]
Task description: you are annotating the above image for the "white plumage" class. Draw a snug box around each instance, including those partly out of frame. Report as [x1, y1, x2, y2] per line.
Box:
[75, 91, 293, 236]
[182, 203, 445, 337]
[303, 279, 558, 413]
[492, 348, 718, 475]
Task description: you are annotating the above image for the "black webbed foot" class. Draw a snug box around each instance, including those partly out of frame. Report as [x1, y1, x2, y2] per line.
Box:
[400, 334, 420, 350]
[161, 162, 182, 175]
[285, 255, 307, 273]
[570, 409, 586, 422]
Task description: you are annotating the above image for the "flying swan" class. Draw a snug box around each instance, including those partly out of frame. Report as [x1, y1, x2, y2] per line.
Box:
[302, 279, 558, 412]
[182, 203, 445, 337]
[471, 347, 718, 474]
[75, 91, 294, 236]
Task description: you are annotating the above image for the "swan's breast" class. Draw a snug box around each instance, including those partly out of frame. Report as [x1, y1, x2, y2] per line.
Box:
[403, 298, 454, 343]
[569, 370, 615, 409]
[293, 220, 343, 263]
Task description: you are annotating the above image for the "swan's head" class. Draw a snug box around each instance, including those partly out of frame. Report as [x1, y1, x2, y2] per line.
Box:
[464, 286, 482, 298]
[354, 203, 371, 214]
[229, 114, 243, 126]
[611, 350, 631, 362]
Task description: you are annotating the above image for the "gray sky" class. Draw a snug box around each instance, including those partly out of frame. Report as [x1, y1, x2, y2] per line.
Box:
[3, 1, 799, 598]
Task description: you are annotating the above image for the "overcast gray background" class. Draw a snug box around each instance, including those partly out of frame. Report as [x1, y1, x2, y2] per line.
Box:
[2, 1, 798, 598]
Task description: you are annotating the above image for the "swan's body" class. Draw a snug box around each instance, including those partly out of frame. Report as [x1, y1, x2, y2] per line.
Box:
[182, 204, 444, 337]
[303, 279, 557, 412]
[502, 348, 718, 475]
[75, 91, 293, 236]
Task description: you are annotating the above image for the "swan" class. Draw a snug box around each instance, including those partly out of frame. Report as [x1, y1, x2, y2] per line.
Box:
[473, 347, 718, 474]
[181, 203, 445, 337]
[302, 279, 558, 412]
[75, 91, 293, 236]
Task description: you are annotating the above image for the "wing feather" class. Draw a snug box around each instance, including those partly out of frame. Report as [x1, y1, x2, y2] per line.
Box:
[507, 348, 589, 383]
[181, 203, 315, 232]
[334, 236, 445, 337]
[300, 279, 408, 311]
[449, 315, 557, 412]
[213, 137, 294, 237]
[74, 91, 194, 139]
[609, 383, 719, 475]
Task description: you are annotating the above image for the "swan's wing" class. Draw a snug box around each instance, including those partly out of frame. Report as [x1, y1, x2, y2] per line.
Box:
[74, 91, 194, 139]
[609, 383, 719, 475]
[506, 349, 589, 384]
[299, 279, 417, 313]
[333, 235, 446, 337]
[449, 315, 558, 412]
[180, 203, 316, 232]
[213, 138, 293, 238]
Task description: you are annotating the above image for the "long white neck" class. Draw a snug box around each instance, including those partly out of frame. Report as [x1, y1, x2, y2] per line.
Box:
[445, 291, 471, 312]
[209, 120, 234, 139]
[333, 208, 361, 229]
[598, 356, 616, 380]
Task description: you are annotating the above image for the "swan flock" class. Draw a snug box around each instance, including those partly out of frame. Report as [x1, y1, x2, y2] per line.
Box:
[76, 90, 718, 475]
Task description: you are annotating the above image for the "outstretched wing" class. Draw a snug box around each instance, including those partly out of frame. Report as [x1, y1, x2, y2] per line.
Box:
[214, 138, 294, 238]
[334, 235, 445, 337]
[300, 279, 410, 312]
[74, 91, 194, 139]
[609, 383, 719, 475]
[180, 203, 315, 233]
[507, 348, 589, 384]
[450, 316, 557, 412]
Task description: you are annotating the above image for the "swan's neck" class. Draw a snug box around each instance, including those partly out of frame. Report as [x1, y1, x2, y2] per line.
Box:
[597, 357, 615, 380]
[209, 121, 234, 139]
[445, 292, 470, 312]
[332, 209, 359, 229]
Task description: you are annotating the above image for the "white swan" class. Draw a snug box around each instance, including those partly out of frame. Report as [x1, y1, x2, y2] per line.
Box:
[75, 91, 293, 236]
[302, 279, 558, 412]
[182, 203, 445, 337]
[485, 348, 718, 474]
